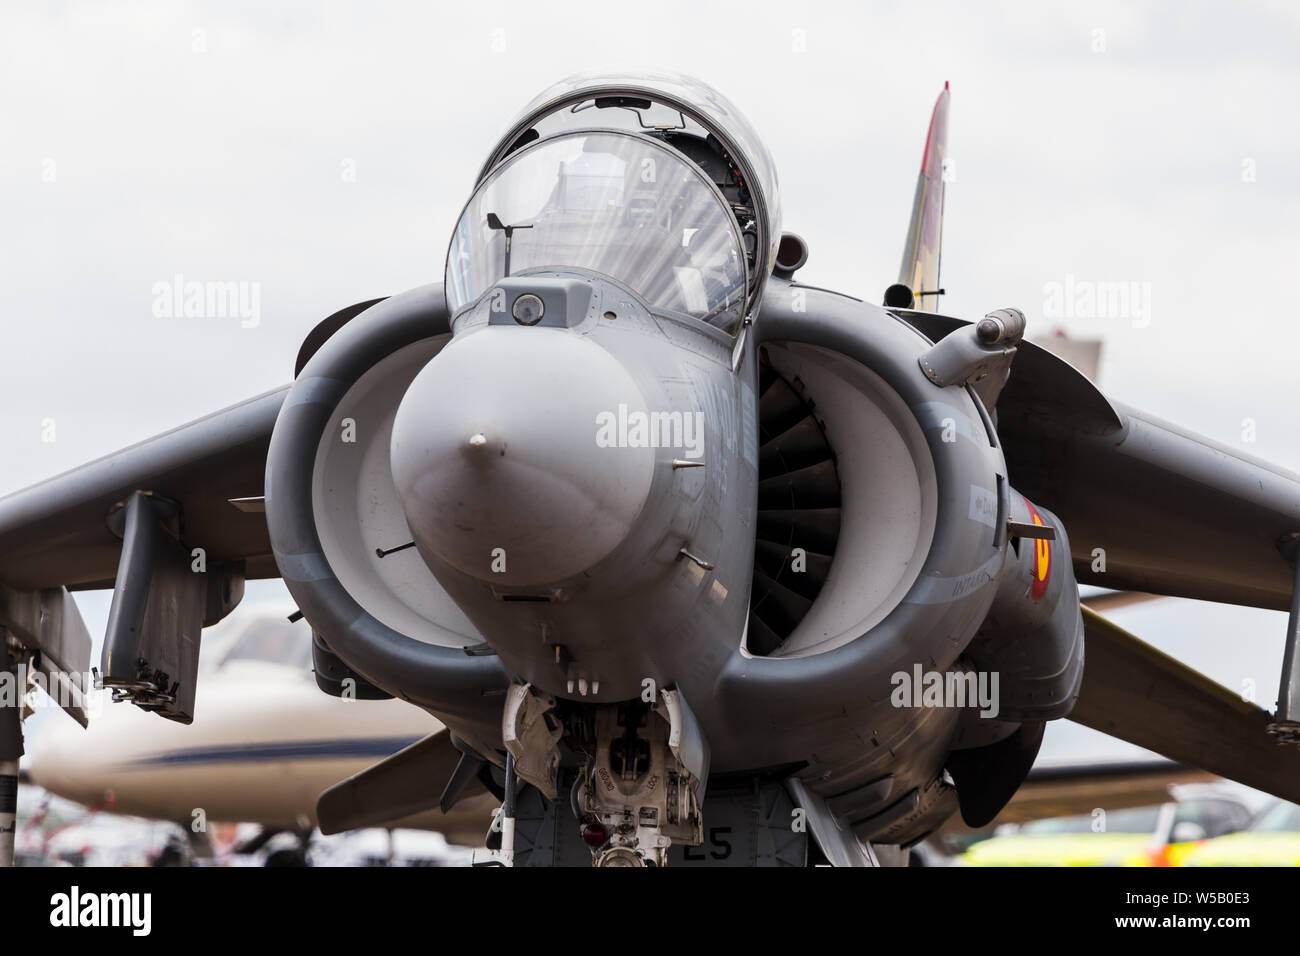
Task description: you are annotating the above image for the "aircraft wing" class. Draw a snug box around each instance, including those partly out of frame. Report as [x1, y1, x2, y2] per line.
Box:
[0, 386, 290, 723]
[0, 386, 288, 591]
[0, 293, 392, 595]
[897, 311, 1300, 610]
[1070, 607, 1300, 802]
[1007, 397, 1300, 610]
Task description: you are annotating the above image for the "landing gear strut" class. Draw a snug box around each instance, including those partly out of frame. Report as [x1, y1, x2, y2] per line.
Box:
[572, 691, 708, 867]
[0, 645, 23, 868]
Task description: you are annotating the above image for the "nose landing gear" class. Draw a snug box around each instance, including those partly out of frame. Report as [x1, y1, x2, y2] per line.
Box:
[485, 682, 709, 866]
[573, 690, 707, 867]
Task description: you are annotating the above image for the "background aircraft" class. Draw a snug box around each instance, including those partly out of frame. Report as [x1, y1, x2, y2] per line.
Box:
[21, 611, 494, 856]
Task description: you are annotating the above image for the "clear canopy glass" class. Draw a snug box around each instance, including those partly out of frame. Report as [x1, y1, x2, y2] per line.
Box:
[477, 72, 783, 312]
[446, 131, 747, 331]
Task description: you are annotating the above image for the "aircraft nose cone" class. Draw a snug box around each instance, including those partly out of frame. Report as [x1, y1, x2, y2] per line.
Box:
[390, 327, 654, 588]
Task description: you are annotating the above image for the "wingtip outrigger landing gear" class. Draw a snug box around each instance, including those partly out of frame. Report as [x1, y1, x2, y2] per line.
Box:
[0, 586, 95, 867]
[0, 644, 20, 868]
[1267, 534, 1300, 744]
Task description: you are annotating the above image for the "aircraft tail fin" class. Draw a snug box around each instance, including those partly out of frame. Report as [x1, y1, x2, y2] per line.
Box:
[891, 83, 950, 311]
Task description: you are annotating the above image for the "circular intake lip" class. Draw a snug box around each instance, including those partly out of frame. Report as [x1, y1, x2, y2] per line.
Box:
[717, 278, 1007, 734]
[264, 283, 509, 732]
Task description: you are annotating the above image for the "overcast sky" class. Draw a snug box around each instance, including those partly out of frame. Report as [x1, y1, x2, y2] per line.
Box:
[5, 1, 1299, 764]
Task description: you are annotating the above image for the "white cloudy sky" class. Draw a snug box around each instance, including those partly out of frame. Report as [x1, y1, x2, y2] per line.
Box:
[4, 0, 1299, 765]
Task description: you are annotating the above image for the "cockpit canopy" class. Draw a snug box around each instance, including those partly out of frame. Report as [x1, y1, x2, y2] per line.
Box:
[446, 131, 747, 331]
[446, 72, 781, 332]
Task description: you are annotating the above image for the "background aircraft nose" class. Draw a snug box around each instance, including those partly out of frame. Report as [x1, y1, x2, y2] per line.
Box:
[24, 707, 114, 808]
[390, 327, 654, 588]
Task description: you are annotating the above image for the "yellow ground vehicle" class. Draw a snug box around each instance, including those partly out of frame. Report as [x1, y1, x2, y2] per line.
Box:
[1181, 801, 1300, 866]
[961, 788, 1253, 866]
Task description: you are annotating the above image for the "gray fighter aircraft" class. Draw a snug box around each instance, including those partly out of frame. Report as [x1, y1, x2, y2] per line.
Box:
[4, 72, 1300, 867]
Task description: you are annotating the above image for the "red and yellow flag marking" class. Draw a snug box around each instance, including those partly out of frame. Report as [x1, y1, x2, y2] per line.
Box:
[1025, 501, 1052, 600]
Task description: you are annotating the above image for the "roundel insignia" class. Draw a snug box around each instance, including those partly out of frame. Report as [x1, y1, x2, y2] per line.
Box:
[1025, 501, 1052, 601]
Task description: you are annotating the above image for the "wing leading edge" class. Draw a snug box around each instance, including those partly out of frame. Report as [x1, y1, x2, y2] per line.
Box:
[0, 385, 288, 592]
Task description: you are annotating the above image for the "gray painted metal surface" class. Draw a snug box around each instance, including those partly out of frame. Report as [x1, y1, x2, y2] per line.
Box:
[897, 309, 1300, 610]
[0, 584, 92, 727]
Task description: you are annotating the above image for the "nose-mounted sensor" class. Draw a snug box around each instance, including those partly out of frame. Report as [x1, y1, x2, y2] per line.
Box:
[512, 293, 544, 326]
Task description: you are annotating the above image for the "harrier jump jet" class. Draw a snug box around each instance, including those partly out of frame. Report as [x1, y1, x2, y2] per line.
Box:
[4, 72, 1300, 867]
